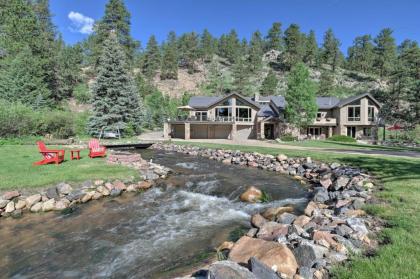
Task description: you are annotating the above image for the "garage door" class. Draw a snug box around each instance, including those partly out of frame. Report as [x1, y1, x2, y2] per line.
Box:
[214, 125, 231, 139]
[172, 124, 185, 139]
[191, 124, 208, 139]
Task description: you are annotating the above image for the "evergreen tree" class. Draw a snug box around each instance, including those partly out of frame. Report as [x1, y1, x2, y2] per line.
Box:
[317, 70, 335, 96]
[265, 22, 282, 51]
[178, 32, 200, 73]
[218, 29, 240, 64]
[88, 32, 143, 135]
[285, 63, 317, 129]
[142, 35, 161, 79]
[373, 28, 397, 77]
[260, 70, 278, 96]
[347, 35, 374, 73]
[232, 56, 251, 95]
[199, 29, 216, 62]
[304, 30, 319, 67]
[161, 31, 178, 80]
[206, 59, 229, 95]
[248, 31, 264, 73]
[282, 24, 305, 70]
[0, 46, 50, 106]
[321, 28, 342, 72]
[92, 0, 139, 64]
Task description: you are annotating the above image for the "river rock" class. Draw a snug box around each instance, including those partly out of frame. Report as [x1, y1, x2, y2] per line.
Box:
[334, 176, 350, 190]
[346, 218, 368, 237]
[292, 244, 319, 268]
[92, 191, 103, 200]
[126, 184, 138, 192]
[249, 257, 279, 279]
[229, 236, 298, 278]
[113, 180, 127, 191]
[97, 186, 110, 196]
[240, 186, 262, 203]
[46, 187, 59, 200]
[25, 194, 42, 208]
[5, 201, 15, 213]
[66, 190, 85, 202]
[94, 180, 104, 186]
[105, 182, 114, 191]
[312, 188, 329, 203]
[110, 188, 122, 197]
[222, 158, 232, 165]
[56, 183, 73, 195]
[15, 199, 26, 210]
[251, 213, 267, 228]
[54, 199, 70, 211]
[31, 202, 43, 213]
[294, 215, 311, 227]
[276, 212, 297, 224]
[330, 162, 340, 169]
[262, 206, 294, 220]
[11, 209, 22, 218]
[277, 154, 288, 162]
[319, 178, 332, 189]
[298, 266, 314, 279]
[304, 201, 317, 217]
[42, 199, 55, 212]
[247, 228, 258, 237]
[0, 199, 9, 209]
[312, 231, 339, 249]
[2, 190, 20, 200]
[207, 260, 256, 279]
[138, 181, 153, 189]
[81, 192, 94, 203]
[257, 222, 289, 241]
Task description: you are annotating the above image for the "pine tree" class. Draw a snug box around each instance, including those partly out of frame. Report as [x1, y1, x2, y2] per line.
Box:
[142, 35, 161, 79]
[88, 32, 143, 135]
[260, 70, 278, 96]
[373, 28, 397, 77]
[317, 70, 335, 96]
[248, 30, 264, 73]
[304, 30, 319, 67]
[285, 63, 317, 129]
[218, 29, 240, 64]
[347, 35, 374, 73]
[200, 29, 216, 62]
[265, 22, 282, 51]
[178, 32, 200, 74]
[161, 31, 178, 80]
[206, 59, 230, 95]
[92, 0, 139, 64]
[0, 46, 50, 106]
[321, 28, 342, 72]
[282, 24, 305, 70]
[232, 56, 251, 95]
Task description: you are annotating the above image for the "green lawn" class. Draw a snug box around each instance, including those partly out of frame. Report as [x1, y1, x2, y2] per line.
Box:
[0, 145, 138, 190]
[175, 141, 420, 279]
[276, 139, 420, 152]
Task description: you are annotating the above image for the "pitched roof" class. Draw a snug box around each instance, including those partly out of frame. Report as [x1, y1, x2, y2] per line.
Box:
[188, 93, 260, 109]
[257, 104, 279, 117]
[335, 93, 382, 108]
[316, 97, 341, 109]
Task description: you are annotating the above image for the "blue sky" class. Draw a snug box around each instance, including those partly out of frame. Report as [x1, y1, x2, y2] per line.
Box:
[51, 0, 420, 53]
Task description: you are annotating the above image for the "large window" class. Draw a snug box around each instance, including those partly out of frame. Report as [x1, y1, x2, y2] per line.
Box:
[194, 111, 207, 121]
[221, 98, 233, 106]
[368, 106, 375, 121]
[215, 107, 232, 121]
[236, 107, 251, 122]
[348, 106, 361, 121]
[307, 127, 321, 136]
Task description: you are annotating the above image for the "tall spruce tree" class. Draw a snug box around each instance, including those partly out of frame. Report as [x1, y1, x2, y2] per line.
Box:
[161, 31, 178, 80]
[373, 28, 397, 77]
[347, 35, 374, 73]
[322, 28, 342, 72]
[248, 30, 264, 73]
[285, 63, 317, 129]
[142, 35, 161, 79]
[282, 24, 305, 70]
[265, 22, 282, 51]
[91, 0, 138, 65]
[219, 29, 240, 64]
[304, 30, 319, 67]
[232, 56, 251, 95]
[178, 32, 200, 73]
[88, 32, 143, 135]
[199, 29, 216, 62]
[260, 70, 278, 96]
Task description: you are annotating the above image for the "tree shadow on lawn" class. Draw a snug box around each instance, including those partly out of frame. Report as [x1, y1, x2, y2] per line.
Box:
[324, 141, 420, 152]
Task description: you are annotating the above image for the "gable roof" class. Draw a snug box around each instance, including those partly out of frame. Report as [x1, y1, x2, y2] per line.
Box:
[316, 97, 341, 109]
[335, 93, 382, 108]
[188, 93, 260, 109]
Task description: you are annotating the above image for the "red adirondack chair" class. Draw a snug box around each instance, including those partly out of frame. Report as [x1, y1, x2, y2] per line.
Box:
[33, 141, 65, 166]
[88, 139, 107, 158]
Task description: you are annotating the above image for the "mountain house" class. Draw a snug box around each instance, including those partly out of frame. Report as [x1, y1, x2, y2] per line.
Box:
[163, 92, 381, 141]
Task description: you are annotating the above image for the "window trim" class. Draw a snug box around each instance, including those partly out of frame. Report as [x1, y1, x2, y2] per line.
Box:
[368, 106, 375, 122]
[347, 106, 361, 122]
[236, 107, 252, 122]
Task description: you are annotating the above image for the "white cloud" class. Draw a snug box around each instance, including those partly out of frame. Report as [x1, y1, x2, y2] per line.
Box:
[68, 11, 94, 34]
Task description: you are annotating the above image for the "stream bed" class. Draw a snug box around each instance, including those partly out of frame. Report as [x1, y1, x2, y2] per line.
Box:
[0, 150, 309, 279]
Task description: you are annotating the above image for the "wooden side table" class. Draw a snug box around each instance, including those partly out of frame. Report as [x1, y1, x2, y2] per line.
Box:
[70, 150, 81, 160]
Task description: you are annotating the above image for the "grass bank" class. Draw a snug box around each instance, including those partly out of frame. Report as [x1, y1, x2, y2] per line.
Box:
[176, 141, 420, 279]
[0, 145, 138, 190]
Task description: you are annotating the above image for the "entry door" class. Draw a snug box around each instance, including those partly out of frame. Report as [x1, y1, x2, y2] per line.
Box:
[264, 124, 274, 139]
[347, 126, 356, 138]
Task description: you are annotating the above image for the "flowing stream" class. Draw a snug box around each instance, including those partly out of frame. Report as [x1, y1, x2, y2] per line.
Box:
[0, 150, 309, 279]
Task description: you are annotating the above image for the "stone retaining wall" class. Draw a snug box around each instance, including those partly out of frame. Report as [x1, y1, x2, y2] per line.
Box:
[152, 143, 383, 279]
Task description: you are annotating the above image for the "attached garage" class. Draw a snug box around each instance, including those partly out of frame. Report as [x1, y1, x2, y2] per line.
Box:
[191, 124, 208, 139]
[171, 124, 185, 139]
[214, 125, 231, 139]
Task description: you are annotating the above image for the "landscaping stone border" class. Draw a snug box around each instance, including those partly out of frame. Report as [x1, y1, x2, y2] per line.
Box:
[152, 143, 383, 279]
[0, 152, 171, 219]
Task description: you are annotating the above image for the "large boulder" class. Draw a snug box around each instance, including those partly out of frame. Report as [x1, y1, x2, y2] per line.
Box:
[5, 201, 15, 213]
[240, 186, 263, 203]
[262, 206, 294, 220]
[0, 199, 9, 209]
[276, 212, 297, 224]
[56, 183, 73, 195]
[42, 199, 55, 212]
[2, 190, 20, 200]
[229, 236, 298, 278]
[249, 257, 279, 279]
[207, 260, 256, 279]
[251, 213, 267, 228]
[257, 222, 289, 241]
[46, 187, 59, 200]
[25, 194, 42, 208]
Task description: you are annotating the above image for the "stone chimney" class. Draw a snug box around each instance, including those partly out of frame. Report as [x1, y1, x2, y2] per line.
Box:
[254, 92, 260, 103]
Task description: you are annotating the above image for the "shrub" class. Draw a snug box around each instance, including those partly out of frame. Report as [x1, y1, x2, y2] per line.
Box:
[74, 111, 90, 136]
[0, 100, 39, 137]
[328, 135, 357, 143]
[38, 110, 76, 139]
[279, 134, 298, 142]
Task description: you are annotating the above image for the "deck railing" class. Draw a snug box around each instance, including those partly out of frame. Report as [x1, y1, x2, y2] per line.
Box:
[169, 116, 252, 122]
